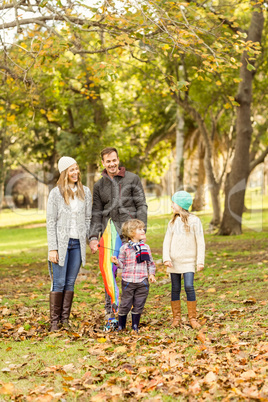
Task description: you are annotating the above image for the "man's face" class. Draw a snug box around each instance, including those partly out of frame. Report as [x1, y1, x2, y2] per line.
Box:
[102, 151, 120, 176]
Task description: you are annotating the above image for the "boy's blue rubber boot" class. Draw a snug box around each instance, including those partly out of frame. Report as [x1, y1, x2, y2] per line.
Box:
[131, 313, 141, 332]
[118, 314, 127, 331]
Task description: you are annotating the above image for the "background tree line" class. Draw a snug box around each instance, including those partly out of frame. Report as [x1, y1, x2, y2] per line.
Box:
[0, 0, 267, 235]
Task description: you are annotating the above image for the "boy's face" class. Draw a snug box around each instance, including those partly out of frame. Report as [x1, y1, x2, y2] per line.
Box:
[131, 227, 146, 242]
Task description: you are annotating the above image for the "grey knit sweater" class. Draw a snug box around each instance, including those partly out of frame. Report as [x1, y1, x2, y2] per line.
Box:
[46, 186, 92, 266]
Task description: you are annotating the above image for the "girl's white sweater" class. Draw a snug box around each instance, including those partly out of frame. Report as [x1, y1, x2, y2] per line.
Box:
[162, 214, 205, 274]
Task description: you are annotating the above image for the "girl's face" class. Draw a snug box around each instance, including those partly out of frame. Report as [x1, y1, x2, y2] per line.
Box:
[67, 163, 79, 185]
[171, 201, 182, 214]
[131, 227, 146, 243]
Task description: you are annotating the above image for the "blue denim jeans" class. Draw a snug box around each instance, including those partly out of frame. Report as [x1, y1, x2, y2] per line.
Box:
[52, 238, 81, 292]
[170, 272, 196, 301]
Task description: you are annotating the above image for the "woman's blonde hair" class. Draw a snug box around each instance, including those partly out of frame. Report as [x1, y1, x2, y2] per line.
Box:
[57, 165, 85, 205]
[122, 219, 145, 241]
[171, 207, 190, 232]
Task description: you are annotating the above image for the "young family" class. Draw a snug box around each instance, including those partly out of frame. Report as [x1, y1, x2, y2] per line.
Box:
[46, 147, 205, 332]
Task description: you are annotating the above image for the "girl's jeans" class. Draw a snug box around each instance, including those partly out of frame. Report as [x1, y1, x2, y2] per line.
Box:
[170, 272, 196, 301]
[52, 238, 81, 292]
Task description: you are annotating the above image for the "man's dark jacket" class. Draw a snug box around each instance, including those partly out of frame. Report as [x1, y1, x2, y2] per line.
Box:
[89, 167, 147, 239]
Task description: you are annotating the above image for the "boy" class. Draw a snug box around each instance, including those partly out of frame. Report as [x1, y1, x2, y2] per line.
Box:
[111, 219, 156, 332]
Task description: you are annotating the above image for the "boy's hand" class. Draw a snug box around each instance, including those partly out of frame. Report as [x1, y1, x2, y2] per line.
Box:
[197, 264, 204, 272]
[164, 261, 173, 268]
[149, 274, 156, 283]
[111, 256, 119, 265]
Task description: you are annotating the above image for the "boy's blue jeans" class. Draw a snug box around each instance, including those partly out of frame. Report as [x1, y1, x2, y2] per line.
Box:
[52, 238, 81, 292]
[170, 272, 196, 301]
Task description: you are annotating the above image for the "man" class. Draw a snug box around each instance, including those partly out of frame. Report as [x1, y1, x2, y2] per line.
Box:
[89, 147, 148, 328]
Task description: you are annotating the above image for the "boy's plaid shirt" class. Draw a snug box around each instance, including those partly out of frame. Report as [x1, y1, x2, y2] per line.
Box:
[117, 243, 156, 283]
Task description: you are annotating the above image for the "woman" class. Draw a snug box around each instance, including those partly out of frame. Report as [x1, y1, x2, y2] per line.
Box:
[47, 156, 92, 331]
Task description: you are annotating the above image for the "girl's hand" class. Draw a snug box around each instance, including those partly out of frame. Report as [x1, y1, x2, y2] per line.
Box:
[197, 264, 204, 272]
[164, 260, 173, 268]
[149, 274, 156, 283]
[111, 256, 119, 265]
[49, 250, 59, 264]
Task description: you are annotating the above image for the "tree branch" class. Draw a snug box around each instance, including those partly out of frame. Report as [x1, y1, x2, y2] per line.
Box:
[250, 146, 268, 172]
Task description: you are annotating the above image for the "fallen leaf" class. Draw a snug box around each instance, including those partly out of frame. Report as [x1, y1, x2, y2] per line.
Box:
[113, 345, 127, 354]
[97, 338, 106, 343]
[241, 370, 256, 380]
[197, 331, 206, 343]
[62, 363, 76, 373]
[189, 381, 201, 395]
[206, 288, 216, 293]
[243, 297, 256, 304]
[204, 371, 217, 384]
[0, 383, 15, 395]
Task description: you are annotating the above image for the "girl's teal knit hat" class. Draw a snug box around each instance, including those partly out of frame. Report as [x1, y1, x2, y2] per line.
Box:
[172, 191, 192, 211]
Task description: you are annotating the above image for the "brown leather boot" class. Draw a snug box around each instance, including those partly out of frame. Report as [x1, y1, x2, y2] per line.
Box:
[50, 291, 63, 331]
[61, 291, 74, 329]
[171, 300, 181, 328]
[187, 301, 201, 329]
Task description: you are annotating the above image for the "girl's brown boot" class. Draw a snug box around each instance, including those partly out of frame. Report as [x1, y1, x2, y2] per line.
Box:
[171, 300, 181, 327]
[187, 301, 201, 329]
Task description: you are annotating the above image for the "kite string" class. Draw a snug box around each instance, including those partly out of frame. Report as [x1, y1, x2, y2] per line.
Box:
[98, 244, 120, 253]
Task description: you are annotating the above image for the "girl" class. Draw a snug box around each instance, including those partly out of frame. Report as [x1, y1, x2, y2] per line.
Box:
[111, 219, 156, 332]
[47, 156, 92, 331]
[163, 191, 205, 329]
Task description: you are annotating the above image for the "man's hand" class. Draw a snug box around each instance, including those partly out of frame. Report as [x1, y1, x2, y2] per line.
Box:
[149, 274, 156, 283]
[89, 239, 99, 254]
[197, 264, 204, 272]
[164, 260, 173, 268]
[49, 250, 59, 264]
[111, 256, 119, 265]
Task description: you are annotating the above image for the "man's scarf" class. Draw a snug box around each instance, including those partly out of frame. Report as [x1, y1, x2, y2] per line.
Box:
[128, 240, 150, 263]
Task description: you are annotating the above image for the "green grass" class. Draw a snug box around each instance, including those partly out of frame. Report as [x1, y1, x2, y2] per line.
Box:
[0, 208, 46, 228]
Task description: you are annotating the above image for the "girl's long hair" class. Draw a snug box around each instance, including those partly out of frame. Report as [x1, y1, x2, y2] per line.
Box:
[171, 208, 190, 232]
[57, 166, 85, 205]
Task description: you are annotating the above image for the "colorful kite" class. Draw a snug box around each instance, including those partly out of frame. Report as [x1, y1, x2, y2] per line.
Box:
[98, 219, 122, 312]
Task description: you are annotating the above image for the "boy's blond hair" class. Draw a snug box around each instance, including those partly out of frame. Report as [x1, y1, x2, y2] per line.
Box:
[122, 219, 145, 241]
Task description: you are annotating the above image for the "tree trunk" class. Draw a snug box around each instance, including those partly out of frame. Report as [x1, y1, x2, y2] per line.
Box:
[0, 130, 6, 211]
[192, 142, 206, 211]
[174, 98, 221, 226]
[219, 7, 264, 235]
[175, 108, 184, 190]
[86, 163, 97, 193]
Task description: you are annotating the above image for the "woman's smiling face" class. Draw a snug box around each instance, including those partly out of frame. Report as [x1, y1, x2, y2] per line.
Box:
[67, 163, 79, 185]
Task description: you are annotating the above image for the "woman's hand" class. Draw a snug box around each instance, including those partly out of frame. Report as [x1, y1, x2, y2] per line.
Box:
[89, 239, 99, 254]
[49, 250, 59, 264]
[164, 260, 173, 268]
[111, 256, 119, 265]
[149, 274, 156, 283]
[197, 264, 204, 272]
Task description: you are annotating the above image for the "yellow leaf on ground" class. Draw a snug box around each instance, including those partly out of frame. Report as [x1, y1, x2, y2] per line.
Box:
[206, 288, 216, 293]
[0, 383, 15, 395]
[97, 338, 106, 343]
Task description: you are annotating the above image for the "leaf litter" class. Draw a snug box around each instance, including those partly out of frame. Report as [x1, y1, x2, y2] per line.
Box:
[0, 235, 268, 400]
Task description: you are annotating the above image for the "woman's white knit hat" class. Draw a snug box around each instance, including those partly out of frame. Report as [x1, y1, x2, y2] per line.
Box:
[58, 156, 77, 174]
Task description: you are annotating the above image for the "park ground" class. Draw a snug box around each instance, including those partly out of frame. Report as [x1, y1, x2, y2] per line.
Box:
[0, 198, 268, 401]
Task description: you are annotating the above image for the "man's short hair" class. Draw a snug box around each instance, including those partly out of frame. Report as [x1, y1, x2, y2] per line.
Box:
[101, 147, 118, 160]
[122, 219, 145, 241]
